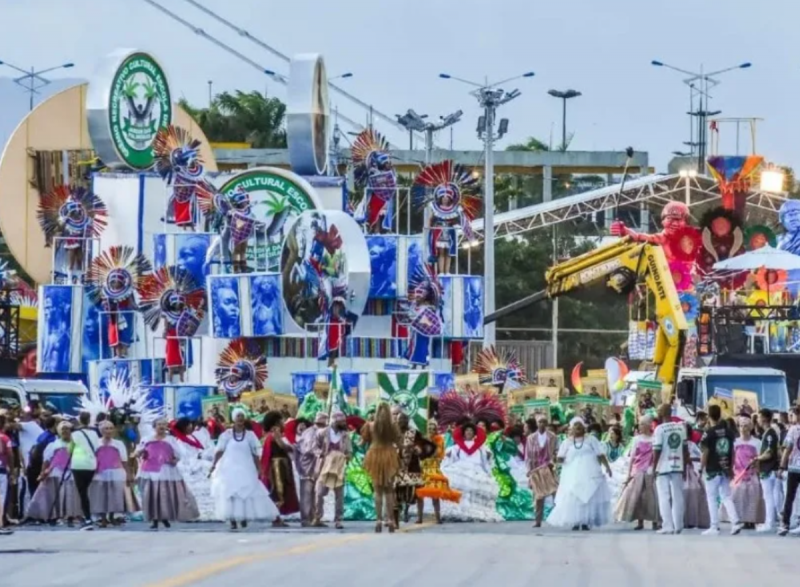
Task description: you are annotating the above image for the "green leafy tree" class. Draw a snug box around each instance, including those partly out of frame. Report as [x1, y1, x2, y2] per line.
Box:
[180, 91, 287, 148]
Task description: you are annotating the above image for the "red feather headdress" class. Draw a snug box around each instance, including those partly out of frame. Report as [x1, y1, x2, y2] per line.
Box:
[437, 389, 506, 428]
[37, 185, 107, 245]
[138, 266, 206, 331]
[473, 345, 526, 389]
[216, 339, 268, 398]
[85, 246, 152, 305]
[414, 160, 482, 221]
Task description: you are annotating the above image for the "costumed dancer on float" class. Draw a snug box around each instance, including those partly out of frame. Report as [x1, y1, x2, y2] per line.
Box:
[135, 418, 199, 530]
[26, 421, 83, 524]
[416, 418, 461, 526]
[197, 182, 262, 274]
[313, 410, 352, 529]
[139, 266, 206, 383]
[351, 129, 397, 234]
[362, 403, 401, 533]
[86, 246, 152, 359]
[295, 412, 328, 526]
[259, 410, 300, 527]
[37, 184, 107, 283]
[394, 413, 435, 527]
[474, 346, 526, 395]
[615, 416, 659, 530]
[403, 265, 444, 369]
[414, 160, 481, 276]
[153, 125, 205, 231]
[215, 339, 268, 403]
[318, 284, 358, 369]
[721, 418, 764, 529]
[548, 417, 613, 531]
[88, 421, 133, 528]
[525, 415, 558, 528]
[438, 390, 504, 521]
[209, 408, 279, 531]
[652, 403, 689, 535]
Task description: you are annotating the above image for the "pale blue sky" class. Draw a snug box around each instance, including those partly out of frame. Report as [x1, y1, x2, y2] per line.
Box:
[0, 0, 796, 173]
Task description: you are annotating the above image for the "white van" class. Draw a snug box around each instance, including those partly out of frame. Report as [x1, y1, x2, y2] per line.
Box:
[0, 378, 87, 415]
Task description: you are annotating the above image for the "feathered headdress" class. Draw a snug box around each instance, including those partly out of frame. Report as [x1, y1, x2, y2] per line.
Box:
[216, 338, 268, 399]
[153, 125, 204, 184]
[473, 345, 526, 390]
[407, 264, 443, 306]
[37, 185, 107, 244]
[138, 266, 206, 332]
[86, 246, 152, 305]
[80, 371, 162, 427]
[195, 180, 231, 222]
[414, 160, 481, 221]
[437, 389, 506, 428]
[351, 129, 392, 187]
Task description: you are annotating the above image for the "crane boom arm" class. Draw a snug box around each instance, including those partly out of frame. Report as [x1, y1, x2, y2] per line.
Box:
[484, 237, 687, 385]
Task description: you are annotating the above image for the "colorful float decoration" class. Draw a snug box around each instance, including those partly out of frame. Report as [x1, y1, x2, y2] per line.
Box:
[744, 225, 776, 251]
[473, 346, 526, 393]
[706, 155, 763, 216]
[402, 264, 444, 367]
[37, 185, 108, 282]
[215, 338, 268, 401]
[415, 160, 481, 275]
[85, 245, 152, 358]
[139, 266, 207, 382]
[351, 129, 397, 233]
[153, 125, 205, 230]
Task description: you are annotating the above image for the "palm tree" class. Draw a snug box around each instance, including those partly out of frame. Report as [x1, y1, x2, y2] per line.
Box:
[180, 91, 288, 148]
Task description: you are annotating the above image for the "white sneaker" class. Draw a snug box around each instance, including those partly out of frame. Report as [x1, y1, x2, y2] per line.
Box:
[702, 527, 720, 536]
[756, 524, 774, 533]
[730, 523, 744, 536]
[789, 526, 800, 535]
[656, 529, 674, 535]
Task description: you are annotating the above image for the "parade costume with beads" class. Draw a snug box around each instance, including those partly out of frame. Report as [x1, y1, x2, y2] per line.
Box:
[86, 246, 152, 351]
[37, 185, 107, 280]
[351, 129, 397, 232]
[474, 346, 526, 393]
[139, 266, 206, 371]
[215, 339, 269, 400]
[153, 125, 204, 228]
[414, 160, 481, 267]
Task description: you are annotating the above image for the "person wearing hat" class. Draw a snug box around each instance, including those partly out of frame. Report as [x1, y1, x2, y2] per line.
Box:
[295, 412, 327, 527]
[312, 410, 351, 529]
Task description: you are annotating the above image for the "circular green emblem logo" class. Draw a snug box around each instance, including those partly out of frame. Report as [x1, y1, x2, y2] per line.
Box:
[108, 52, 172, 169]
[392, 390, 417, 415]
[219, 169, 319, 261]
[667, 431, 681, 449]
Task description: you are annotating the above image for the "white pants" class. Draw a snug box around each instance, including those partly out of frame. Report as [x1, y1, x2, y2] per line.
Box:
[656, 473, 685, 532]
[760, 473, 780, 528]
[705, 474, 739, 528]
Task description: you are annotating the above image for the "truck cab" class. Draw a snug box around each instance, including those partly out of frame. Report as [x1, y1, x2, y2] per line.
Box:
[0, 378, 87, 415]
[676, 366, 791, 415]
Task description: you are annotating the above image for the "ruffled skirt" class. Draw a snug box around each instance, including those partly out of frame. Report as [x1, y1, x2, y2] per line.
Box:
[26, 477, 82, 520]
[440, 460, 502, 522]
[683, 467, 710, 529]
[722, 475, 764, 524]
[614, 471, 658, 522]
[139, 479, 200, 522]
[89, 480, 131, 515]
[548, 459, 612, 528]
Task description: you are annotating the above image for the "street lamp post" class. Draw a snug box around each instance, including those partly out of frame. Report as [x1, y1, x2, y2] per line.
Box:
[0, 60, 75, 110]
[651, 60, 751, 172]
[547, 89, 581, 150]
[439, 71, 534, 347]
[395, 109, 462, 163]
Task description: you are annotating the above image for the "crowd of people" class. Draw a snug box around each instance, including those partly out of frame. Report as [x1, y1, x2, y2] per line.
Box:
[1, 397, 799, 536]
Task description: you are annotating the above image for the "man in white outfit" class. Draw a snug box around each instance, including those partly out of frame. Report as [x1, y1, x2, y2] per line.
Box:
[700, 404, 743, 536]
[652, 403, 689, 535]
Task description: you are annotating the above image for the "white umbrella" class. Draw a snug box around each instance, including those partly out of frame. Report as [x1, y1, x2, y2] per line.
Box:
[712, 246, 800, 271]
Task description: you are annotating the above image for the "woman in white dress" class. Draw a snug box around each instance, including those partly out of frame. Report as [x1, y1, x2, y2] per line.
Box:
[441, 422, 501, 522]
[170, 418, 214, 520]
[548, 417, 613, 531]
[209, 408, 278, 530]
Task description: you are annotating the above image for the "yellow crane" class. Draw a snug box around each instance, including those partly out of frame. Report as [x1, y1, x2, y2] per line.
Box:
[484, 236, 688, 386]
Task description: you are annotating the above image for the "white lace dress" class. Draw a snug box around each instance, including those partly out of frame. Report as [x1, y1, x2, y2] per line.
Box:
[548, 435, 612, 528]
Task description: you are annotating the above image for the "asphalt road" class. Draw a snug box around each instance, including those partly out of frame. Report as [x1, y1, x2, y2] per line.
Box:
[3, 521, 799, 587]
